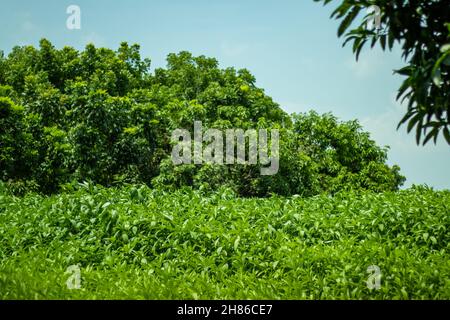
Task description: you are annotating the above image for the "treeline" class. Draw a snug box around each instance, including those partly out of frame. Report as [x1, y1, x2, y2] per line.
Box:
[0, 39, 405, 196]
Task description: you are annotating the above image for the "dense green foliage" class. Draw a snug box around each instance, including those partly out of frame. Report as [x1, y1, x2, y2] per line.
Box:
[0, 39, 404, 196]
[314, 0, 450, 145]
[0, 183, 448, 299]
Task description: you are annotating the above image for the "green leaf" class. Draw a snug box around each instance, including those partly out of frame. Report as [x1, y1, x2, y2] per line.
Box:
[338, 7, 361, 37]
[331, 2, 352, 19]
[380, 35, 386, 51]
[395, 66, 412, 76]
[443, 127, 450, 144]
[432, 68, 443, 87]
[388, 31, 395, 50]
[422, 127, 438, 146]
[431, 52, 449, 87]
[416, 118, 423, 145]
[234, 236, 240, 251]
[440, 44, 450, 53]
[397, 102, 415, 127]
[407, 113, 421, 133]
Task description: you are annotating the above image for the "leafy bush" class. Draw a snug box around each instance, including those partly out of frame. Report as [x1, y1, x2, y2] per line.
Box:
[0, 39, 404, 195]
[0, 185, 448, 299]
[292, 111, 405, 193]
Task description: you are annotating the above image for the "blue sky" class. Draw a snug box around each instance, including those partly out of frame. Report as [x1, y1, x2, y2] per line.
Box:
[1, 0, 449, 189]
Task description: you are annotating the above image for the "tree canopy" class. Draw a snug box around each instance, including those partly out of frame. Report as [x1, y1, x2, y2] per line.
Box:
[0, 39, 404, 195]
[314, 0, 450, 145]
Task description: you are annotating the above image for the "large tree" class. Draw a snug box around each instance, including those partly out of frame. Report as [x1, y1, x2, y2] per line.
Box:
[0, 39, 404, 195]
[315, 0, 450, 145]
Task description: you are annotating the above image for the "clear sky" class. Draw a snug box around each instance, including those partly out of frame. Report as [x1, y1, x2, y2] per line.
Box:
[1, 0, 449, 189]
